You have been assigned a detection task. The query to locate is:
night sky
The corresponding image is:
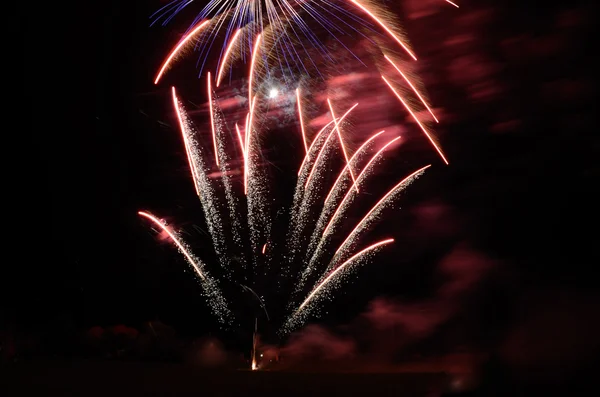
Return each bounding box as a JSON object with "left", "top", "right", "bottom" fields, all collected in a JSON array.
[{"left": 15, "top": 0, "right": 599, "bottom": 348}]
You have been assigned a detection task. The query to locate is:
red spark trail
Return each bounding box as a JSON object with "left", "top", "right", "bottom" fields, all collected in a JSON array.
[
  {"left": 138, "top": 211, "right": 206, "bottom": 280},
  {"left": 296, "top": 87, "right": 308, "bottom": 153},
  {"left": 305, "top": 103, "right": 359, "bottom": 188},
  {"left": 216, "top": 28, "right": 242, "bottom": 87},
  {"left": 382, "top": 76, "right": 449, "bottom": 164},
  {"left": 244, "top": 95, "right": 257, "bottom": 195},
  {"left": 248, "top": 33, "right": 262, "bottom": 105},
  {"left": 171, "top": 86, "right": 201, "bottom": 198},
  {"left": 334, "top": 165, "right": 431, "bottom": 257},
  {"left": 328, "top": 98, "right": 358, "bottom": 193},
  {"left": 298, "top": 119, "right": 337, "bottom": 177},
  {"left": 154, "top": 20, "right": 210, "bottom": 84},
  {"left": 207, "top": 72, "right": 219, "bottom": 166},
  {"left": 348, "top": 0, "right": 417, "bottom": 60},
  {"left": 322, "top": 136, "right": 401, "bottom": 236},
  {"left": 297, "top": 238, "right": 394, "bottom": 311},
  {"left": 324, "top": 130, "right": 385, "bottom": 204},
  {"left": 384, "top": 55, "right": 439, "bottom": 123}
]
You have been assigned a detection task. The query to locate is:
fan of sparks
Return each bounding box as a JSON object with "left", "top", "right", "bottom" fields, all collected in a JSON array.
[{"left": 141, "top": 0, "right": 452, "bottom": 333}]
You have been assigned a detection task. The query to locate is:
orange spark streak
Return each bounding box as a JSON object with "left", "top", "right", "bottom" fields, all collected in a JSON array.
[
  {"left": 305, "top": 103, "right": 359, "bottom": 188},
  {"left": 445, "top": 0, "right": 460, "bottom": 8},
  {"left": 244, "top": 96, "right": 257, "bottom": 195},
  {"left": 382, "top": 76, "right": 449, "bottom": 164},
  {"left": 172, "top": 87, "right": 201, "bottom": 198},
  {"left": 334, "top": 165, "right": 431, "bottom": 256},
  {"left": 348, "top": 0, "right": 417, "bottom": 61},
  {"left": 262, "top": 243, "right": 267, "bottom": 254},
  {"left": 322, "top": 136, "right": 401, "bottom": 236},
  {"left": 138, "top": 211, "right": 206, "bottom": 280},
  {"left": 248, "top": 33, "right": 262, "bottom": 104},
  {"left": 298, "top": 119, "right": 337, "bottom": 176},
  {"left": 296, "top": 88, "right": 308, "bottom": 153},
  {"left": 328, "top": 99, "right": 358, "bottom": 193},
  {"left": 384, "top": 55, "right": 439, "bottom": 123},
  {"left": 154, "top": 20, "right": 210, "bottom": 84},
  {"left": 235, "top": 123, "right": 246, "bottom": 157},
  {"left": 324, "top": 130, "right": 385, "bottom": 204},
  {"left": 207, "top": 72, "right": 219, "bottom": 166},
  {"left": 297, "top": 238, "right": 394, "bottom": 311},
  {"left": 216, "top": 29, "right": 242, "bottom": 87}
]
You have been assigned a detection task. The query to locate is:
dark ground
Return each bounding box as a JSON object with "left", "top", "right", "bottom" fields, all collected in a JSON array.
[{"left": 1, "top": 361, "right": 446, "bottom": 397}]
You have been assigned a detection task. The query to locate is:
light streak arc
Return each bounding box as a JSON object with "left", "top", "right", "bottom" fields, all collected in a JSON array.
[
  {"left": 322, "top": 136, "right": 402, "bottom": 236},
  {"left": 297, "top": 238, "right": 394, "bottom": 311},
  {"left": 171, "top": 86, "right": 201, "bottom": 198},
  {"left": 207, "top": 72, "right": 219, "bottom": 166},
  {"left": 324, "top": 130, "right": 385, "bottom": 204},
  {"left": 384, "top": 55, "right": 439, "bottom": 123},
  {"left": 155, "top": 20, "right": 211, "bottom": 84},
  {"left": 305, "top": 103, "right": 360, "bottom": 188},
  {"left": 298, "top": 119, "right": 337, "bottom": 176},
  {"left": 248, "top": 33, "right": 262, "bottom": 104},
  {"left": 382, "top": 76, "right": 449, "bottom": 165},
  {"left": 296, "top": 87, "right": 309, "bottom": 153},
  {"left": 348, "top": 0, "right": 417, "bottom": 61},
  {"left": 333, "top": 165, "right": 431, "bottom": 258},
  {"left": 328, "top": 98, "right": 358, "bottom": 193},
  {"left": 138, "top": 211, "right": 206, "bottom": 280},
  {"left": 216, "top": 28, "right": 242, "bottom": 87}
]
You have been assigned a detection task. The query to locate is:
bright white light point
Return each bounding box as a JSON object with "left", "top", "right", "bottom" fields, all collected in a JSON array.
[{"left": 268, "top": 88, "right": 279, "bottom": 98}]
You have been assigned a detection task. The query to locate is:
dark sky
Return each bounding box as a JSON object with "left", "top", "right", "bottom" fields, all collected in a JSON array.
[{"left": 15, "top": 0, "right": 599, "bottom": 344}]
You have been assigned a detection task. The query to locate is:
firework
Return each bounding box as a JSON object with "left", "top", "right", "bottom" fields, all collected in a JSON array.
[
  {"left": 151, "top": 0, "right": 417, "bottom": 81},
  {"left": 140, "top": 0, "right": 447, "bottom": 333}
]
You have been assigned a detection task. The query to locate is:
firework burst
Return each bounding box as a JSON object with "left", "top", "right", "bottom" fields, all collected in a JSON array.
[{"left": 140, "top": 0, "right": 449, "bottom": 334}]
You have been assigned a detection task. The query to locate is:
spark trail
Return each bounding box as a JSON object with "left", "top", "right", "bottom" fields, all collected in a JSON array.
[
  {"left": 285, "top": 238, "right": 395, "bottom": 330},
  {"left": 294, "top": 134, "right": 402, "bottom": 295},
  {"left": 171, "top": 88, "right": 229, "bottom": 271},
  {"left": 138, "top": 211, "right": 232, "bottom": 323}
]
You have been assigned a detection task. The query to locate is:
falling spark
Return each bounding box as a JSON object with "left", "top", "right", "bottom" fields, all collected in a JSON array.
[
  {"left": 445, "top": 0, "right": 460, "bottom": 8},
  {"left": 207, "top": 72, "right": 219, "bottom": 166},
  {"left": 384, "top": 54, "right": 439, "bottom": 123},
  {"left": 322, "top": 136, "right": 402, "bottom": 237},
  {"left": 171, "top": 86, "right": 201, "bottom": 198},
  {"left": 248, "top": 33, "right": 262, "bottom": 105},
  {"left": 294, "top": 130, "right": 387, "bottom": 295},
  {"left": 305, "top": 103, "right": 359, "bottom": 189},
  {"left": 139, "top": 211, "right": 206, "bottom": 280},
  {"left": 154, "top": 20, "right": 210, "bottom": 84},
  {"left": 297, "top": 238, "right": 394, "bottom": 312},
  {"left": 382, "top": 76, "right": 449, "bottom": 165},
  {"left": 348, "top": 0, "right": 417, "bottom": 61},
  {"left": 296, "top": 87, "right": 308, "bottom": 153},
  {"left": 235, "top": 123, "right": 246, "bottom": 157},
  {"left": 328, "top": 98, "right": 358, "bottom": 193},
  {"left": 332, "top": 165, "right": 431, "bottom": 263},
  {"left": 324, "top": 130, "right": 385, "bottom": 204},
  {"left": 138, "top": 210, "right": 232, "bottom": 324},
  {"left": 297, "top": 119, "right": 337, "bottom": 177},
  {"left": 244, "top": 95, "right": 258, "bottom": 195},
  {"left": 262, "top": 243, "right": 267, "bottom": 254},
  {"left": 216, "top": 28, "right": 242, "bottom": 87}
]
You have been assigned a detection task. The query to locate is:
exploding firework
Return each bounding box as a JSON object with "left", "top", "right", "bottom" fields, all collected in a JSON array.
[
  {"left": 140, "top": 0, "right": 449, "bottom": 334},
  {"left": 151, "top": 0, "right": 418, "bottom": 81}
]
